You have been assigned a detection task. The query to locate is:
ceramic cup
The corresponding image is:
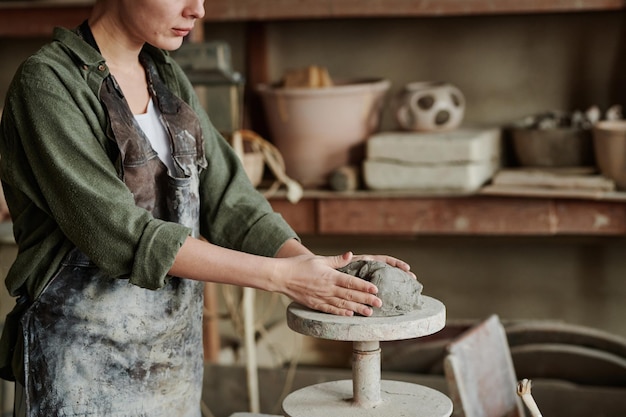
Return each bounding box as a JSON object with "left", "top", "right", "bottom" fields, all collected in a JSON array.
[
  {"left": 592, "top": 120, "right": 626, "bottom": 190},
  {"left": 395, "top": 81, "right": 465, "bottom": 132}
]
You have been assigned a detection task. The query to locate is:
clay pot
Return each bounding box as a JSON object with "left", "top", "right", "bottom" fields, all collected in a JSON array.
[
  {"left": 257, "top": 78, "right": 390, "bottom": 188},
  {"left": 593, "top": 120, "right": 626, "bottom": 190},
  {"left": 511, "top": 127, "right": 594, "bottom": 168},
  {"left": 395, "top": 81, "right": 465, "bottom": 132}
]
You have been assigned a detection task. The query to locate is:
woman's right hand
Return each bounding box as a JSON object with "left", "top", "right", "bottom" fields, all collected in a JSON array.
[
  {"left": 269, "top": 251, "right": 382, "bottom": 317},
  {"left": 172, "top": 237, "right": 380, "bottom": 317}
]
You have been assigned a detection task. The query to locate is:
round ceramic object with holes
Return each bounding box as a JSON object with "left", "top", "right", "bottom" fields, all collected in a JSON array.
[{"left": 395, "top": 81, "right": 465, "bottom": 132}]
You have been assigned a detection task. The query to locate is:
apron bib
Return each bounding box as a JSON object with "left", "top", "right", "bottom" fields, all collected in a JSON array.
[{"left": 19, "top": 53, "right": 207, "bottom": 417}]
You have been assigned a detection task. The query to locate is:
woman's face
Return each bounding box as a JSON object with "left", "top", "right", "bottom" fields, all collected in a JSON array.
[{"left": 117, "top": 0, "right": 205, "bottom": 50}]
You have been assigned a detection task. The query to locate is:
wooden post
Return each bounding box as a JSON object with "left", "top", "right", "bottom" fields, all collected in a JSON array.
[{"left": 202, "top": 283, "right": 222, "bottom": 363}]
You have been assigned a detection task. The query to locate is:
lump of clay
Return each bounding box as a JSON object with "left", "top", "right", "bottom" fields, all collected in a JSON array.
[{"left": 337, "top": 260, "right": 423, "bottom": 317}]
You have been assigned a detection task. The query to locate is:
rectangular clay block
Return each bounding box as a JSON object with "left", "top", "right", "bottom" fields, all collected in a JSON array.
[
  {"left": 364, "top": 158, "right": 499, "bottom": 192},
  {"left": 364, "top": 127, "right": 501, "bottom": 191},
  {"left": 366, "top": 127, "right": 501, "bottom": 164}
]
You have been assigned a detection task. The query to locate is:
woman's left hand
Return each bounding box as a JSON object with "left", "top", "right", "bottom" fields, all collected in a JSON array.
[{"left": 350, "top": 254, "right": 416, "bottom": 279}]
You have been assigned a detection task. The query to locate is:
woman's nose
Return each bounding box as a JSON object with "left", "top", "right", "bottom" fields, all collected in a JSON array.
[{"left": 185, "top": 0, "right": 205, "bottom": 19}]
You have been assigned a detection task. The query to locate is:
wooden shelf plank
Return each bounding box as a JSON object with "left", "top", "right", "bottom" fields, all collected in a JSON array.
[
  {"left": 1, "top": 0, "right": 624, "bottom": 38},
  {"left": 202, "top": 0, "right": 625, "bottom": 21},
  {"left": 270, "top": 195, "right": 626, "bottom": 236},
  {"left": 270, "top": 198, "right": 319, "bottom": 234},
  {"left": 0, "top": 5, "right": 92, "bottom": 38}
]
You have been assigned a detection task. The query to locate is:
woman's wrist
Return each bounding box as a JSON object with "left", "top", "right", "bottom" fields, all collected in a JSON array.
[{"left": 275, "top": 238, "right": 313, "bottom": 258}]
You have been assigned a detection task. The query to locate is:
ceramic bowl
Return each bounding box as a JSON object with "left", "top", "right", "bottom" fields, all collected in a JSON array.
[{"left": 510, "top": 127, "right": 594, "bottom": 167}]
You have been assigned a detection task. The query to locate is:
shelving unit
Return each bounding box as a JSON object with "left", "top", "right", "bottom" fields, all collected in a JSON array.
[{"left": 1, "top": 1, "right": 625, "bottom": 237}]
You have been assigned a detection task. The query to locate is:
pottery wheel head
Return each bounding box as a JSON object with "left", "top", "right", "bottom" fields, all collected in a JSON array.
[{"left": 338, "top": 260, "right": 423, "bottom": 316}]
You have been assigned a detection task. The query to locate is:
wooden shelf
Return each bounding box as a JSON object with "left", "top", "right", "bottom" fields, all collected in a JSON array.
[
  {"left": 1, "top": 0, "right": 624, "bottom": 38},
  {"left": 268, "top": 192, "right": 626, "bottom": 236},
  {"left": 0, "top": 4, "right": 92, "bottom": 38},
  {"left": 203, "top": 0, "right": 626, "bottom": 21},
  {"left": 3, "top": 1, "right": 626, "bottom": 237}
]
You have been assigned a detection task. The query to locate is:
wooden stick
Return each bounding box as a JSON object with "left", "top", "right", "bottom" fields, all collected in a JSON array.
[{"left": 517, "top": 379, "right": 543, "bottom": 417}]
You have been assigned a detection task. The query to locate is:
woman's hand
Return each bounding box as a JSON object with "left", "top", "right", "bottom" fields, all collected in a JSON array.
[
  {"left": 350, "top": 253, "right": 416, "bottom": 279},
  {"left": 275, "top": 239, "right": 415, "bottom": 278},
  {"left": 173, "top": 238, "right": 415, "bottom": 317},
  {"left": 270, "top": 251, "right": 383, "bottom": 317},
  {"left": 272, "top": 240, "right": 416, "bottom": 316}
]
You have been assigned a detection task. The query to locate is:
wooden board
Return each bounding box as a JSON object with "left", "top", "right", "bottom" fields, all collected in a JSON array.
[
  {"left": 443, "top": 315, "right": 524, "bottom": 417},
  {"left": 491, "top": 169, "right": 615, "bottom": 191}
]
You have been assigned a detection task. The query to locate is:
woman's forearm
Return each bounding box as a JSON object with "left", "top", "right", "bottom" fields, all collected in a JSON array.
[
  {"left": 168, "top": 236, "right": 384, "bottom": 317},
  {"left": 169, "top": 236, "right": 281, "bottom": 291}
]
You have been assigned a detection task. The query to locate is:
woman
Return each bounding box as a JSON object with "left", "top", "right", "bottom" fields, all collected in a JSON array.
[{"left": 0, "top": 0, "right": 414, "bottom": 416}]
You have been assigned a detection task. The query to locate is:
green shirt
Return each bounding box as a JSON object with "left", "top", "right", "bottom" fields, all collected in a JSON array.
[{"left": 0, "top": 27, "right": 297, "bottom": 300}]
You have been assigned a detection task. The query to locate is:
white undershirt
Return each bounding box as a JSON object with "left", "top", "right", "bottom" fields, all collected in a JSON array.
[{"left": 134, "top": 99, "right": 176, "bottom": 174}]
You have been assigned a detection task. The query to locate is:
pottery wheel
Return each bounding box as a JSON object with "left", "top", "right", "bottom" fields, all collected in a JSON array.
[
  {"left": 282, "top": 380, "right": 452, "bottom": 417},
  {"left": 282, "top": 296, "right": 452, "bottom": 417},
  {"left": 286, "top": 295, "right": 446, "bottom": 342}
]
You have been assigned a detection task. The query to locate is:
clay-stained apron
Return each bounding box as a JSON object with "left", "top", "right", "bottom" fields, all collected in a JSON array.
[{"left": 20, "top": 53, "right": 206, "bottom": 417}]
